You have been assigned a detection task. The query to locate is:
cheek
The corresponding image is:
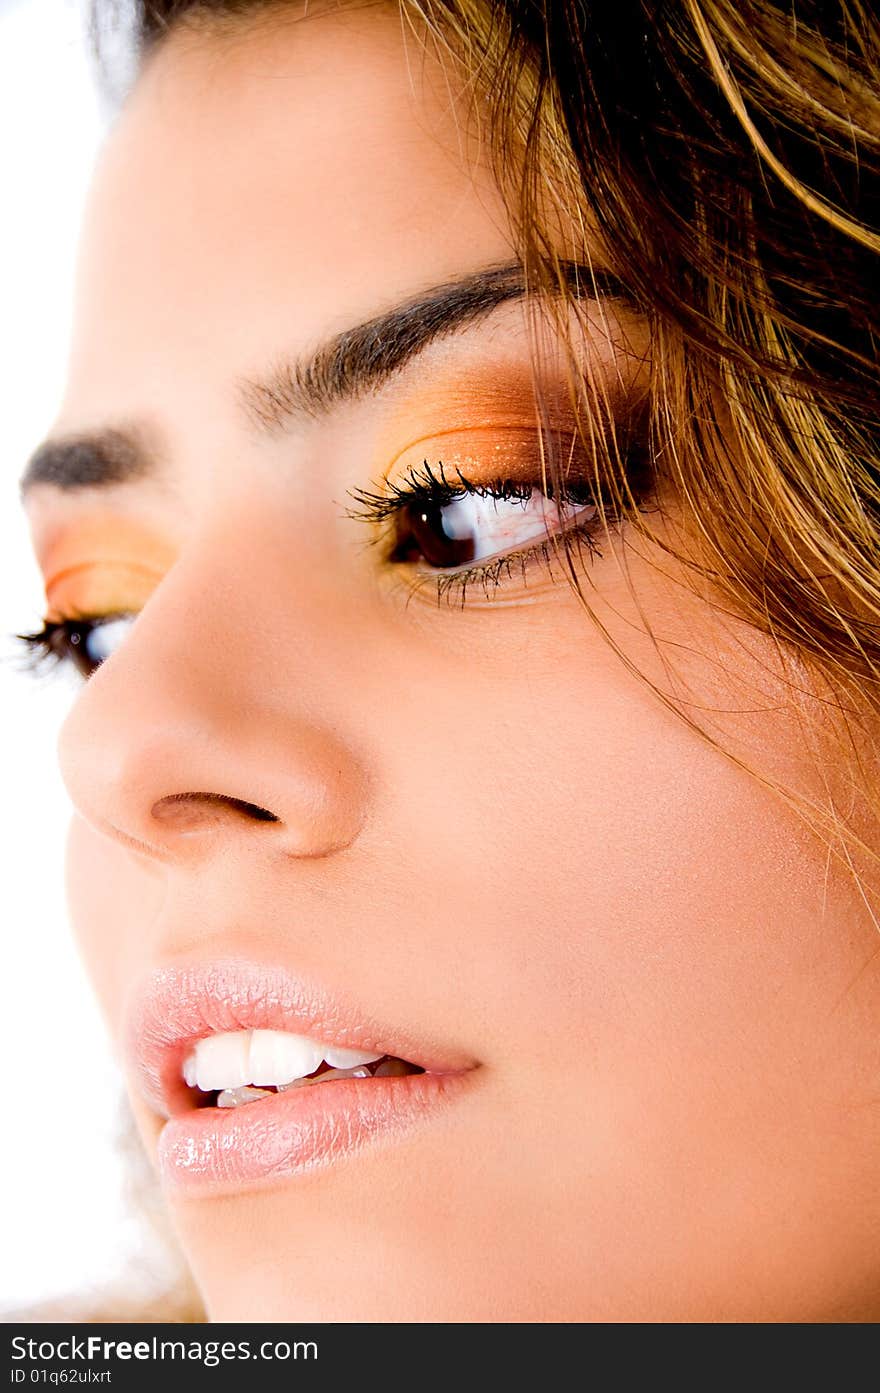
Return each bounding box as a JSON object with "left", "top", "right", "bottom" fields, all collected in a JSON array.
[
  {"left": 64, "top": 812, "right": 166, "bottom": 1034},
  {"left": 393, "top": 599, "right": 876, "bottom": 1090}
]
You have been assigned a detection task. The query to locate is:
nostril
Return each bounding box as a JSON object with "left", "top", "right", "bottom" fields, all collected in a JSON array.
[
  {"left": 151, "top": 792, "right": 281, "bottom": 829},
  {"left": 236, "top": 801, "right": 280, "bottom": 822}
]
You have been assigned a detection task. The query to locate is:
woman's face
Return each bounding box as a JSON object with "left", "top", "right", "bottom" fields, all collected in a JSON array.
[{"left": 21, "top": 4, "right": 880, "bottom": 1320}]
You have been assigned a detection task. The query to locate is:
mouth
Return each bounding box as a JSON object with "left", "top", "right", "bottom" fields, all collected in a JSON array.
[
  {"left": 127, "top": 960, "right": 476, "bottom": 1196},
  {"left": 182, "top": 1027, "right": 424, "bottom": 1110}
]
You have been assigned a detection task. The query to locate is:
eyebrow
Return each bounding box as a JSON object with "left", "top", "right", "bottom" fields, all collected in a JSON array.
[{"left": 19, "top": 259, "right": 628, "bottom": 501}]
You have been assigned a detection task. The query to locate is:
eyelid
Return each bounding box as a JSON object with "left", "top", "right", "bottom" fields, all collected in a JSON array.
[
  {"left": 44, "top": 560, "right": 167, "bottom": 623},
  {"left": 38, "top": 515, "right": 178, "bottom": 584},
  {"left": 383, "top": 424, "right": 582, "bottom": 485},
  {"left": 387, "top": 422, "right": 558, "bottom": 460},
  {"left": 45, "top": 558, "right": 168, "bottom": 591},
  {"left": 36, "top": 518, "right": 178, "bottom": 621},
  {"left": 374, "top": 358, "right": 593, "bottom": 456}
]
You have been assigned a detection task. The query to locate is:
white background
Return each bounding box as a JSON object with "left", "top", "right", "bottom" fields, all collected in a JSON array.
[{"left": 0, "top": 0, "right": 137, "bottom": 1312}]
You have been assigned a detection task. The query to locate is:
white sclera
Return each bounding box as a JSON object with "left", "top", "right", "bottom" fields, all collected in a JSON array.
[
  {"left": 84, "top": 615, "right": 137, "bottom": 665},
  {"left": 441, "top": 491, "right": 596, "bottom": 562}
]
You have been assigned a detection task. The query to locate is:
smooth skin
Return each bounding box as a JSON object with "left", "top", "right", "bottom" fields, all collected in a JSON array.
[{"left": 22, "top": 2, "right": 880, "bottom": 1320}]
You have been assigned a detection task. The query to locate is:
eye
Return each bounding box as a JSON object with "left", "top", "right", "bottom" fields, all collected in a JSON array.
[
  {"left": 14, "top": 612, "right": 137, "bottom": 681},
  {"left": 390, "top": 479, "right": 597, "bottom": 570},
  {"left": 345, "top": 441, "right": 655, "bottom": 608}
]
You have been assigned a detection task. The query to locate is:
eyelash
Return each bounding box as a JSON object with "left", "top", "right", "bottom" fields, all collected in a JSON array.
[
  {"left": 14, "top": 451, "right": 652, "bottom": 679},
  {"left": 13, "top": 611, "right": 136, "bottom": 682},
  {"left": 343, "top": 456, "right": 646, "bottom": 608}
]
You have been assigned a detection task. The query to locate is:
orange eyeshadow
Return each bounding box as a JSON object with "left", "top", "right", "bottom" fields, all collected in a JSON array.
[
  {"left": 41, "top": 516, "right": 178, "bottom": 621},
  {"left": 372, "top": 360, "right": 590, "bottom": 478}
]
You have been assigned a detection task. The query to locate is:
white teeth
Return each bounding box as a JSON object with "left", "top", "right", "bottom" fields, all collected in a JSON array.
[
  {"left": 248, "top": 1029, "right": 323, "bottom": 1086},
  {"left": 182, "top": 1028, "right": 386, "bottom": 1092},
  {"left": 217, "top": 1086, "right": 273, "bottom": 1109},
  {"left": 322, "top": 1046, "right": 384, "bottom": 1070},
  {"left": 191, "top": 1031, "right": 251, "bottom": 1092}
]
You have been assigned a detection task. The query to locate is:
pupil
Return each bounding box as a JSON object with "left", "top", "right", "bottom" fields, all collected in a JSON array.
[
  {"left": 72, "top": 629, "right": 100, "bottom": 679},
  {"left": 67, "top": 615, "right": 133, "bottom": 679},
  {"left": 403, "top": 502, "right": 476, "bottom": 568}
]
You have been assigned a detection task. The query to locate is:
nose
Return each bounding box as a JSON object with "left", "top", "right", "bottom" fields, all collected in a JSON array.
[{"left": 56, "top": 535, "right": 373, "bottom": 865}]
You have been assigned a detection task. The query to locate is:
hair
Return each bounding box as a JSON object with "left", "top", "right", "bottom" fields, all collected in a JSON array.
[{"left": 75, "top": 0, "right": 879, "bottom": 1319}]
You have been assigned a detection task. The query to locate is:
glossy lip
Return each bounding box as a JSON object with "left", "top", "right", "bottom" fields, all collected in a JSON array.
[{"left": 125, "top": 959, "right": 478, "bottom": 1195}]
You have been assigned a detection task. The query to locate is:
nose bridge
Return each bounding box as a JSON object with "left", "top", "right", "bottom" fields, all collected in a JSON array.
[{"left": 56, "top": 525, "right": 373, "bottom": 863}]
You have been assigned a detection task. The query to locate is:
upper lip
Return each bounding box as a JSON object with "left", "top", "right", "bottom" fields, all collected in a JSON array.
[{"left": 126, "top": 957, "right": 476, "bottom": 1119}]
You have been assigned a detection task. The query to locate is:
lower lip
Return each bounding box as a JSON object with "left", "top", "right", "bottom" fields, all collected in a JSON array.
[{"left": 158, "top": 1070, "right": 471, "bottom": 1195}]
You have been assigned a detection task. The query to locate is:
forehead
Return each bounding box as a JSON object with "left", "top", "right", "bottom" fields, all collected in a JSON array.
[{"left": 60, "top": 4, "right": 514, "bottom": 425}]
